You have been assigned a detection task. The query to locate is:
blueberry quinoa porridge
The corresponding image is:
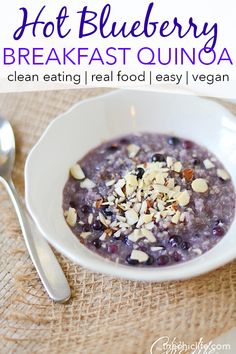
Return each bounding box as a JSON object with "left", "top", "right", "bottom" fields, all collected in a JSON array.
[{"left": 63, "top": 133, "right": 235, "bottom": 267}]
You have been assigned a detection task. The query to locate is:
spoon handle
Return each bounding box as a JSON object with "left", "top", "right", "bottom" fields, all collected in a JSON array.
[{"left": 1, "top": 177, "right": 71, "bottom": 303}]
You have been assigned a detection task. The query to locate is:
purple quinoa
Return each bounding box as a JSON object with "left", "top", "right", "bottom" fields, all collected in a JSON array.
[{"left": 63, "top": 133, "right": 236, "bottom": 267}]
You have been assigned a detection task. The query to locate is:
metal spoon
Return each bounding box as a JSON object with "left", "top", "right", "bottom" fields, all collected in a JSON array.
[{"left": 0, "top": 117, "right": 71, "bottom": 303}]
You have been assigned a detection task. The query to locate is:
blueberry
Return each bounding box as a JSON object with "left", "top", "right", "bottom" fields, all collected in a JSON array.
[
  {"left": 172, "top": 251, "right": 182, "bottom": 262},
  {"left": 122, "top": 235, "right": 133, "bottom": 247},
  {"left": 214, "top": 219, "right": 224, "bottom": 226},
  {"left": 104, "top": 210, "right": 113, "bottom": 217},
  {"left": 146, "top": 255, "right": 155, "bottom": 265},
  {"left": 123, "top": 235, "right": 131, "bottom": 245},
  {"left": 181, "top": 241, "right": 190, "bottom": 250},
  {"left": 126, "top": 256, "right": 139, "bottom": 265},
  {"left": 139, "top": 245, "right": 148, "bottom": 252},
  {"left": 182, "top": 140, "right": 193, "bottom": 149},
  {"left": 151, "top": 154, "right": 166, "bottom": 163},
  {"left": 108, "top": 244, "right": 118, "bottom": 254},
  {"left": 101, "top": 205, "right": 113, "bottom": 217},
  {"left": 193, "top": 158, "right": 201, "bottom": 166},
  {"left": 212, "top": 226, "right": 225, "bottom": 237},
  {"left": 168, "top": 235, "right": 182, "bottom": 247},
  {"left": 83, "top": 224, "right": 90, "bottom": 232},
  {"left": 81, "top": 204, "right": 91, "bottom": 214},
  {"left": 136, "top": 167, "right": 145, "bottom": 180},
  {"left": 93, "top": 220, "right": 103, "bottom": 231},
  {"left": 107, "top": 144, "right": 119, "bottom": 152},
  {"left": 92, "top": 239, "right": 102, "bottom": 249},
  {"left": 219, "top": 177, "right": 227, "bottom": 183},
  {"left": 167, "top": 137, "right": 180, "bottom": 146},
  {"left": 120, "top": 138, "right": 129, "bottom": 145},
  {"left": 69, "top": 201, "right": 77, "bottom": 209},
  {"left": 157, "top": 255, "right": 169, "bottom": 266}
]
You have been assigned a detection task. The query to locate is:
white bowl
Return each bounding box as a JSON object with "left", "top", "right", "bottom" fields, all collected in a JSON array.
[{"left": 25, "top": 90, "right": 236, "bottom": 282}]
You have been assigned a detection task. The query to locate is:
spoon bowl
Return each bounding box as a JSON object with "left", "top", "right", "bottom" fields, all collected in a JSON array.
[{"left": 0, "top": 117, "right": 71, "bottom": 302}]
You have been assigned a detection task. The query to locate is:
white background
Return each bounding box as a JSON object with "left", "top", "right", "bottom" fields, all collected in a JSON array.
[{"left": 0, "top": 0, "right": 235, "bottom": 98}]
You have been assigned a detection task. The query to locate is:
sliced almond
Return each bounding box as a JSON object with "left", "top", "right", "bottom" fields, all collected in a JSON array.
[
  {"left": 155, "top": 173, "right": 165, "bottom": 185},
  {"left": 203, "top": 159, "right": 215, "bottom": 169},
  {"left": 70, "top": 163, "right": 85, "bottom": 180},
  {"left": 80, "top": 232, "right": 91, "bottom": 239},
  {"left": 125, "top": 174, "right": 138, "bottom": 187},
  {"left": 125, "top": 174, "right": 138, "bottom": 196},
  {"left": 145, "top": 221, "right": 155, "bottom": 230},
  {"left": 155, "top": 185, "right": 170, "bottom": 194},
  {"left": 167, "top": 208, "right": 175, "bottom": 216},
  {"left": 126, "top": 185, "right": 136, "bottom": 198},
  {"left": 114, "top": 179, "right": 126, "bottom": 198},
  {"left": 173, "top": 161, "right": 182, "bottom": 173},
  {"left": 151, "top": 246, "right": 164, "bottom": 251},
  {"left": 80, "top": 178, "right": 96, "bottom": 189},
  {"left": 166, "top": 156, "right": 174, "bottom": 168},
  {"left": 128, "top": 229, "right": 142, "bottom": 242},
  {"left": 171, "top": 210, "right": 181, "bottom": 224},
  {"left": 116, "top": 178, "right": 126, "bottom": 188},
  {"left": 99, "top": 212, "right": 109, "bottom": 227},
  {"left": 191, "top": 178, "right": 208, "bottom": 193},
  {"left": 142, "top": 214, "right": 153, "bottom": 224},
  {"left": 140, "top": 201, "right": 148, "bottom": 215},
  {"left": 65, "top": 207, "right": 77, "bottom": 227},
  {"left": 136, "top": 188, "right": 142, "bottom": 202},
  {"left": 95, "top": 199, "right": 103, "bottom": 208},
  {"left": 166, "top": 178, "right": 175, "bottom": 189},
  {"left": 160, "top": 210, "right": 168, "bottom": 218},
  {"left": 143, "top": 171, "right": 156, "bottom": 185},
  {"left": 217, "top": 169, "right": 230, "bottom": 181},
  {"left": 141, "top": 229, "right": 156, "bottom": 242},
  {"left": 127, "top": 144, "right": 140, "bottom": 158},
  {"left": 116, "top": 215, "right": 126, "bottom": 222},
  {"left": 106, "top": 180, "right": 116, "bottom": 187},
  {"left": 117, "top": 203, "right": 126, "bottom": 211},
  {"left": 115, "top": 186, "right": 125, "bottom": 198},
  {"left": 177, "top": 190, "right": 190, "bottom": 207},
  {"left": 125, "top": 209, "right": 139, "bottom": 225},
  {"left": 130, "top": 250, "right": 148, "bottom": 263},
  {"left": 128, "top": 228, "right": 156, "bottom": 243},
  {"left": 174, "top": 185, "right": 181, "bottom": 192},
  {"left": 112, "top": 230, "right": 120, "bottom": 238},
  {"left": 88, "top": 214, "right": 93, "bottom": 224},
  {"left": 154, "top": 212, "right": 161, "bottom": 222},
  {"left": 192, "top": 248, "right": 202, "bottom": 255},
  {"left": 133, "top": 203, "right": 141, "bottom": 213},
  {"left": 119, "top": 223, "right": 130, "bottom": 229},
  {"left": 136, "top": 215, "right": 145, "bottom": 228},
  {"left": 108, "top": 195, "right": 115, "bottom": 203},
  {"left": 99, "top": 233, "right": 107, "bottom": 241},
  {"left": 104, "top": 228, "right": 113, "bottom": 237},
  {"left": 136, "top": 213, "right": 153, "bottom": 228},
  {"left": 157, "top": 201, "right": 165, "bottom": 211}
]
